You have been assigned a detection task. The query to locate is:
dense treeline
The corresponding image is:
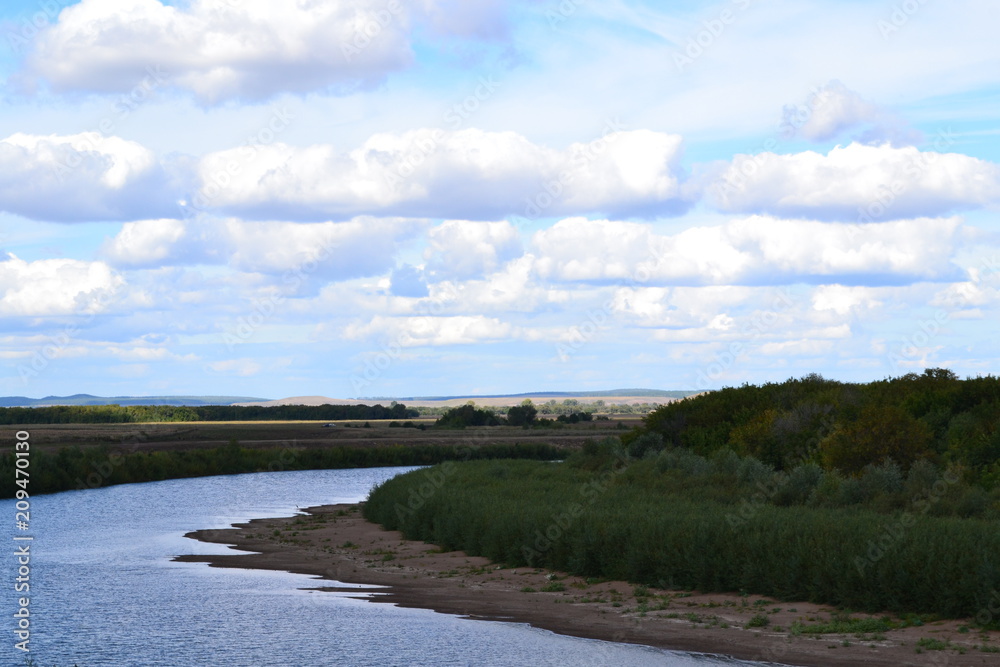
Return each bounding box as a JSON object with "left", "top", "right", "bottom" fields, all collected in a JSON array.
[
  {"left": 0, "top": 441, "right": 569, "bottom": 498},
  {"left": 634, "top": 369, "right": 1000, "bottom": 486},
  {"left": 414, "top": 399, "right": 664, "bottom": 417},
  {"left": 433, "top": 403, "right": 594, "bottom": 428},
  {"left": 364, "top": 452, "right": 1000, "bottom": 619},
  {"left": 0, "top": 402, "right": 418, "bottom": 424}
]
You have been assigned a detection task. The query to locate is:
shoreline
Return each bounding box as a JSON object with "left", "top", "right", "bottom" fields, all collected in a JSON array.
[{"left": 174, "top": 503, "right": 1000, "bottom": 667}]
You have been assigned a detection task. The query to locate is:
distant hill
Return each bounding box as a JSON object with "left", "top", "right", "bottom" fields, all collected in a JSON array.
[
  {"left": 239, "top": 390, "right": 699, "bottom": 409},
  {"left": 0, "top": 394, "right": 271, "bottom": 408},
  {"left": 1, "top": 389, "right": 698, "bottom": 410},
  {"left": 384, "top": 389, "right": 696, "bottom": 400}
]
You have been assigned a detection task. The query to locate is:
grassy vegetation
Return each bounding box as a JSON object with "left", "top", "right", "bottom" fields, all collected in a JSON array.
[
  {"left": 0, "top": 402, "right": 418, "bottom": 424},
  {"left": 364, "top": 444, "right": 1000, "bottom": 619},
  {"left": 0, "top": 441, "right": 569, "bottom": 498}
]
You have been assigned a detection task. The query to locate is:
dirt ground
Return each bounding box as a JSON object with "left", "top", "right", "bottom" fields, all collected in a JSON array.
[{"left": 176, "top": 503, "right": 1000, "bottom": 667}]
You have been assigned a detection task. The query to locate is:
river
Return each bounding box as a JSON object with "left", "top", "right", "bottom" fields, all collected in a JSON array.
[{"left": 3, "top": 467, "right": 780, "bottom": 666}]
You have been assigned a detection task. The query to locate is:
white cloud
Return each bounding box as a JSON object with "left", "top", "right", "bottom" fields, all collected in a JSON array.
[
  {"left": 435, "top": 256, "right": 569, "bottom": 313},
  {"left": 344, "top": 314, "right": 520, "bottom": 346},
  {"left": 0, "top": 133, "right": 176, "bottom": 222},
  {"left": 0, "top": 254, "right": 124, "bottom": 316},
  {"left": 424, "top": 220, "right": 521, "bottom": 279},
  {"left": 781, "top": 80, "right": 919, "bottom": 146},
  {"left": 533, "top": 216, "right": 963, "bottom": 285},
  {"left": 24, "top": 0, "right": 414, "bottom": 103},
  {"left": 195, "top": 128, "right": 688, "bottom": 220},
  {"left": 102, "top": 219, "right": 187, "bottom": 267},
  {"left": 102, "top": 217, "right": 423, "bottom": 283},
  {"left": 811, "top": 285, "right": 883, "bottom": 316},
  {"left": 709, "top": 142, "right": 1000, "bottom": 221}
]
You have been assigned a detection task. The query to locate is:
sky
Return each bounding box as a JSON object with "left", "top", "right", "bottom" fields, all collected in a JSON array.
[{"left": 1, "top": 0, "right": 999, "bottom": 399}]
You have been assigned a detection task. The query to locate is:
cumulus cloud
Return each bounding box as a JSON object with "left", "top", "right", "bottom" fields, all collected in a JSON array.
[
  {"left": 433, "top": 256, "right": 569, "bottom": 313},
  {"left": 811, "top": 285, "right": 884, "bottom": 315},
  {"left": 708, "top": 143, "right": 1000, "bottom": 221},
  {"left": 424, "top": 220, "right": 522, "bottom": 279},
  {"left": 0, "top": 254, "right": 124, "bottom": 316},
  {"left": 0, "top": 132, "right": 178, "bottom": 222},
  {"left": 781, "top": 80, "right": 920, "bottom": 146},
  {"left": 343, "top": 314, "right": 521, "bottom": 346},
  {"left": 195, "top": 128, "right": 689, "bottom": 220},
  {"left": 23, "top": 0, "right": 413, "bottom": 103},
  {"left": 101, "top": 217, "right": 423, "bottom": 285},
  {"left": 532, "top": 215, "right": 964, "bottom": 285}
]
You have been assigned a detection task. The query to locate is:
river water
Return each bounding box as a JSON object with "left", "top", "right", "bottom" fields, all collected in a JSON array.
[{"left": 3, "top": 467, "right": 781, "bottom": 666}]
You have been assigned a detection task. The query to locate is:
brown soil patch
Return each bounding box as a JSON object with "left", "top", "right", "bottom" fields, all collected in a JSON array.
[{"left": 175, "top": 504, "right": 1000, "bottom": 667}]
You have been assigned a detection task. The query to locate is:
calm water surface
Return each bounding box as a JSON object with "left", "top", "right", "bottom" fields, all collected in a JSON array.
[{"left": 3, "top": 467, "right": 783, "bottom": 666}]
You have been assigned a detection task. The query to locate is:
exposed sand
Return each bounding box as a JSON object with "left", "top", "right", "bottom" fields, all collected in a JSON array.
[{"left": 175, "top": 504, "right": 1000, "bottom": 667}]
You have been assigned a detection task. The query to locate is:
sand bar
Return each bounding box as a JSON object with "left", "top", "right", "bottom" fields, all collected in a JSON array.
[{"left": 175, "top": 504, "right": 1000, "bottom": 667}]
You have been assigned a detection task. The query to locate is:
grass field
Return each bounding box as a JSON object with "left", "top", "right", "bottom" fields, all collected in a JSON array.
[
  {"left": 15, "top": 418, "right": 638, "bottom": 453},
  {"left": 2, "top": 420, "right": 638, "bottom": 497}
]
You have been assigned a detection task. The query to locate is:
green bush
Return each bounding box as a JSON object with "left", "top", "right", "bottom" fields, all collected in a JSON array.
[{"left": 365, "top": 458, "right": 1000, "bottom": 619}]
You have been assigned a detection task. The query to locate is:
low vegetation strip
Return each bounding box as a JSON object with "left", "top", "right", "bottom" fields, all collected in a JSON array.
[
  {"left": 364, "top": 456, "right": 1000, "bottom": 620},
  {"left": 0, "top": 442, "right": 569, "bottom": 498},
  {"left": 0, "top": 402, "right": 419, "bottom": 424}
]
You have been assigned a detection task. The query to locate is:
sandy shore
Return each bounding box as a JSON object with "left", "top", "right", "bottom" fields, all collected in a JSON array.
[{"left": 174, "top": 503, "right": 1000, "bottom": 667}]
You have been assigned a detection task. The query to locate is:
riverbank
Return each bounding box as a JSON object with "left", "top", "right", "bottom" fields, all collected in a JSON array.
[{"left": 175, "top": 503, "right": 1000, "bottom": 667}]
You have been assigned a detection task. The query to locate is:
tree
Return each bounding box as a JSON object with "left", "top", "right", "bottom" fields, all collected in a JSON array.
[
  {"left": 819, "top": 404, "right": 933, "bottom": 474},
  {"left": 506, "top": 403, "right": 537, "bottom": 426}
]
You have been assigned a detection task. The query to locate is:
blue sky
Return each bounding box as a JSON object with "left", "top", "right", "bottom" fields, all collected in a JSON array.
[{"left": 1, "top": 0, "right": 999, "bottom": 399}]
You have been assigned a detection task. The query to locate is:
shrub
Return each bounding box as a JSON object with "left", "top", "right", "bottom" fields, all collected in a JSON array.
[
  {"left": 736, "top": 456, "right": 774, "bottom": 487},
  {"left": 859, "top": 460, "right": 904, "bottom": 502},
  {"left": 627, "top": 432, "right": 665, "bottom": 460},
  {"left": 773, "top": 463, "right": 823, "bottom": 506}
]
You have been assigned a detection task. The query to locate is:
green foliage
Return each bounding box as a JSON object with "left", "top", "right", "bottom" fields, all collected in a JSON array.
[
  {"left": 0, "top": 442, "right": 569, "bottom": 498},
  {"left": 820, "top": 405, "right": 932, "bottom": 473},
  {"left": 435, "top": 405, "right": 503, "bottom": 428},
  {"left": 637, "top": 370, "right": 1000, "bottom": 485},
  {"left": 365, "top": 458, "right": 1000, "bottom": 619},
  {"left": 506, "top": 403, "right": 538, "bottom": 426},
  {"left": 626, "top": 432, "right": 665, "bottom": 459}
]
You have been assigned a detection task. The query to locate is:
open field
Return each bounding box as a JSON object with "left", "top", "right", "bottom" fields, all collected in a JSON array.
[{"left": 17, "top": 419, "right": 641, "bottom": 454}]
